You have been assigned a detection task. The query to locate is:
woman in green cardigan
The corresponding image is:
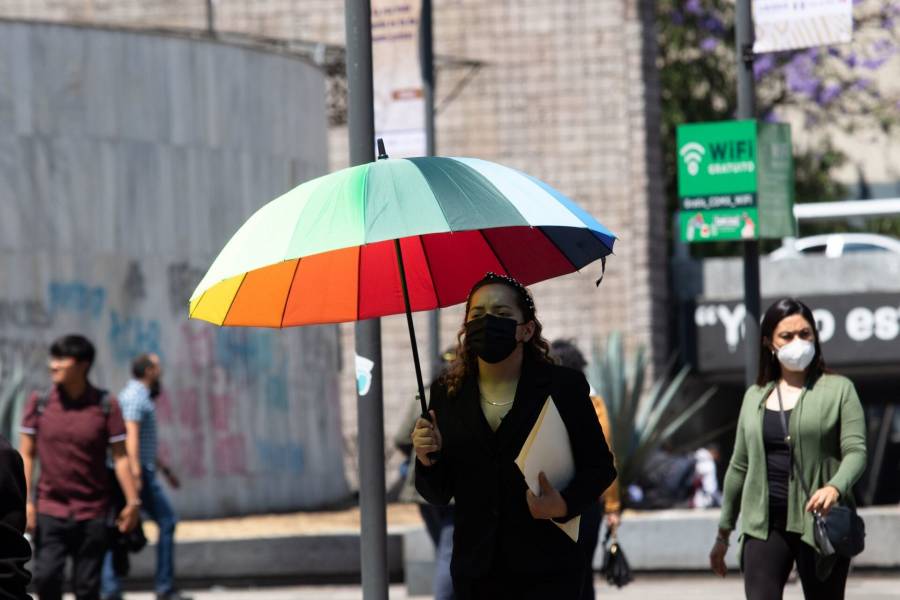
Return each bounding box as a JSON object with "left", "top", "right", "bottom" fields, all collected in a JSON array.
[{"left": 709, "top": 298, "right": 866, "bottom": 600}]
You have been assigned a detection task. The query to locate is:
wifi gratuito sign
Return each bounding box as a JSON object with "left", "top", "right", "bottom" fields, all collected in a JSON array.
[{"left": 677, "top": 119, "right": 796, "bottom": 243}]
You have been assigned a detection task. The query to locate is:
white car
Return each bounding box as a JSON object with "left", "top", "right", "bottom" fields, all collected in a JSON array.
[{"left": 768, "top": 233, "right": 900, "bottom": 260}]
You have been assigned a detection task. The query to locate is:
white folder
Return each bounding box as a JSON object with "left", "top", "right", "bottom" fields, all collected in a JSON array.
[{"left": 514, "top": 396, "right": 579, "bottom": 542}]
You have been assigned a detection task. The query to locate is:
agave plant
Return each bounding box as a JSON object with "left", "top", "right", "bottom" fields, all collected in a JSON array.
[
  {"left": 0, "top": 358, "right": 26, "bottom": 445},
  {"left": 585, "top": 332, "right": 718, "bottom": 497}
]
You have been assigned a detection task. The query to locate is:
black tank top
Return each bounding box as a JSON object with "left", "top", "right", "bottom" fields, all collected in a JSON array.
[{"left": 764, "top": 408, "right": 792, "bottom": 508}]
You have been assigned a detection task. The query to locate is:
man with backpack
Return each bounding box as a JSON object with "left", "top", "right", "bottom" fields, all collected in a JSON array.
[{"left": 19, "top": 335, "right": 140, "bottom": 600}]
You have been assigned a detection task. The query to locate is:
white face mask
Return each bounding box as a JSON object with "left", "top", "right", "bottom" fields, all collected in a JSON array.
[{"left": 776, "top": 339, "right": 816, "bottom": 372}]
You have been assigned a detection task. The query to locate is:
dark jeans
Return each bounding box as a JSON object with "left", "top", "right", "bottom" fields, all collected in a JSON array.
[
  {"left": 743, "top": 508, "right": 851, "bottom": 600},
  {"left": 418, "top": 504, "right": 455, "bottom": 600},
  {"left": 34, "top": 514, "right": 109, "bottom": 600},
  {"left": 101, "top": 468, "right": 178, "bottom": 597}
]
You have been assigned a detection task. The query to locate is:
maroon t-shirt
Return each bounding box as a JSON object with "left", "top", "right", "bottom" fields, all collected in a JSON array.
[{"left": 20, "top": 385, "right": 126, "bottom": 521}]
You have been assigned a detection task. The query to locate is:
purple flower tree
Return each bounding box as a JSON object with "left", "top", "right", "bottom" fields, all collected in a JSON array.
[{"left": 657, "top": 0, "right": 899, "bottom": 236}]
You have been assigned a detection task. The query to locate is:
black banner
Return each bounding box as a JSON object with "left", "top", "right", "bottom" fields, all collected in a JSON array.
[{"left": 693, "top": 293, "right": 900, "bottom": 372}]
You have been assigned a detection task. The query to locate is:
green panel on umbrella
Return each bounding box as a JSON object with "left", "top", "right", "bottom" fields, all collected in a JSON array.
[
  {"left": 284, "top": 163, "right": 369, "bottom": 258},
  {"left": 363, "top": 158, "right": 450, "bottom": 243},
  {"left": 408, "top": 157, "right": 528, "bottom": 231}
]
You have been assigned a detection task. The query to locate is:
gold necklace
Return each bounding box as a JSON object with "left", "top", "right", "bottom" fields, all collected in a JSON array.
[{"left": 480, "top": 392, "right": 514, "bottom": 407}]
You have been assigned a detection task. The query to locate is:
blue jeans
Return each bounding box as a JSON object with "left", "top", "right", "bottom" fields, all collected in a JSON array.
[
  {"left": 418, "top": 504, "right": 455, "bottom": 600},
  {"left": 101, "top": 468, "right": 178, "bottom": 597}
]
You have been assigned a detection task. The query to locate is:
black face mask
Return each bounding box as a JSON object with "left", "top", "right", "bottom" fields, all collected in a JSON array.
[
  {"left": 465, "top": 314, "right": 521, "bottom": 364},
  {"left": 149, "top": 380, "right": 162, "bottom": 399}
]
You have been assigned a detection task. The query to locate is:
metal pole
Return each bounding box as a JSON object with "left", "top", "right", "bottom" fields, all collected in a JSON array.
[
  {"left": 206, "top": 0, "right": 216, "bottom": 37},
  {"left": 345, "top": 1, "right": 388, "bottom": 598},
  {"left": 735, "top": 0, "right": 760, "bottom": 388},
  {"left": 421, "top": 0, "right": 442, "bottom": 377}
]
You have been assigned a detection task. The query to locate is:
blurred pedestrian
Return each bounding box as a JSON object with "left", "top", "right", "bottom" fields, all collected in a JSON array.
[
  {"left": 19, "top": 335, "right": 140, "bottom": 600},
  {"left": 710, "top": 298, "right": 867, "bottom": 600},
  {"left": 550, "top": 339, "right": 622, "bottom": 600},
  {"left": 394, "top": 349, "right": 456, "bottom": 600},
  {"left": 0, "top": 434, "right": 31, "bottom": 600},
  {"left": 690, "top": 445, "right": 721, "bottom": 509},
  {"left": 101, "top": 353, "right": 187, "bottom": 600},
  {"left": 412, "top": 273, "right": 616, "bottom": 599}
]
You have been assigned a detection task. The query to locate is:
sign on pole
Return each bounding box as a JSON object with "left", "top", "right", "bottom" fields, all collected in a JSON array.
[
  {"left": 677, "top": 120, "right": 795, "bottom": 243},
  {"left": 372, "top": 0, "right": 426, "bottom": 158},
  {"left": 753, "top": 0, "right": 853, "bottom": 53}
]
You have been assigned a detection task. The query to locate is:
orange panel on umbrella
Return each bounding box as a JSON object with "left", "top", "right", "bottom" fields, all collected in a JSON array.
[
  {"left": 223, "top": 260, "right": 299, "bottom": 327},
  {"left": 283, "top": 246, "right": 360, "bottom": 326}
]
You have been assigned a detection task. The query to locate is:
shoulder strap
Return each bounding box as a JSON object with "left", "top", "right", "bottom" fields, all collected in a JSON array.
[
  {"left": 35, "top": 389, "right": 51, "bottom": 416},
  {"left": 774, "top": 385, "right": 814, "bottom": 500},
  {"left": 97, "top": 389, "right": 111, "bottom": 416}
]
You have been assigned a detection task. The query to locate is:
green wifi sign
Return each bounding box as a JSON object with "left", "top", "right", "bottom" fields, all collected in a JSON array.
[
  {"left": 677, "top": 119, "right": 796, "bottom": 243},
  {"left": 677, "top": 119, "right": 758, "bottom": 205}
]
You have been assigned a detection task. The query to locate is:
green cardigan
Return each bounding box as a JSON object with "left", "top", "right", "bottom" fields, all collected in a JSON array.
[{"left": 719, "top": 374, "right": 867, "bottom": 555}]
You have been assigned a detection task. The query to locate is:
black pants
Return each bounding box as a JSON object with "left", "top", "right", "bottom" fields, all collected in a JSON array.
[
  {"left": 454, "top": 570, "right": 583, "bottom": 600},
  {"left": 577, "top": 500, "right": 603, "bottom": 600},
  {"left": 34, "top": 514, "right": 109, "bottom": 600},
  {"left": 742, "top": 511, "right": 851, "bottom": 600}
]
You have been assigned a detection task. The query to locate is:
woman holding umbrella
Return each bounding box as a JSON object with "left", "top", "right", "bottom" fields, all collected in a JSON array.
[{"left": 413, "top": 272, "right": 617, "bottom": 599}]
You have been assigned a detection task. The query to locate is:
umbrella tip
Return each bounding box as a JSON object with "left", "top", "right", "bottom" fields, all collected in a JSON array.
[{"left": 377, "top": 138, "right": 389, "bottom": 160}]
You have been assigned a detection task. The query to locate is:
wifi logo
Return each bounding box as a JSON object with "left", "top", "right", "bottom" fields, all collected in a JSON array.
[{"left": 680, "top": 142, "right": 706, "bottom": 176}]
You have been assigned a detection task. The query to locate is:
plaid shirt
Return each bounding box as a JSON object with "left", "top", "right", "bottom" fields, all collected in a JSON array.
[{"left": 118, "top": 380, "right": 158, "bottom": 469}]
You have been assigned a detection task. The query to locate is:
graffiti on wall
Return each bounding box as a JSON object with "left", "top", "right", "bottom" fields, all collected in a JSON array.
[{"left": 0, "top": 257, "right": 340, "bottom": 516}]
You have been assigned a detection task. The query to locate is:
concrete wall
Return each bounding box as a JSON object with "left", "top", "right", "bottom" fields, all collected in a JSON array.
[
  {"left": 403, "top": 506, "right": 900, "bottom": 595},
  {"left": 0, "top": 21, "right": 348, "bottom": 518}
]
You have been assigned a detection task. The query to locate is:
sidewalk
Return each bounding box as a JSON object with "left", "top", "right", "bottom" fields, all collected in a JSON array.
[
  {"left": 127, "top": 504, "right": 900, "bottom": 591},
  {"left": 143, "top": 503, "right": 423, "bottom": 541},
  {"left": 66, "top": 574, "right": 900, "bottom": 599}
]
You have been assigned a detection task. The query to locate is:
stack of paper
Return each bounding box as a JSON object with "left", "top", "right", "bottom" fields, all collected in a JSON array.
[{"left": 514, "top": 396, "right": 579, "bottom": 542}]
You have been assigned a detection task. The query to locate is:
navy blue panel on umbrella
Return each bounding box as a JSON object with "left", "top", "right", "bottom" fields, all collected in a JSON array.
[{"left": 539, "top": 226, "right": 614, "bottom": 270}]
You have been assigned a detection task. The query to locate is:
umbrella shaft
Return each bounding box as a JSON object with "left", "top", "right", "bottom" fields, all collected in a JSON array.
[{"left": 394, "top": 239, "right": 429, "bottom": 416}]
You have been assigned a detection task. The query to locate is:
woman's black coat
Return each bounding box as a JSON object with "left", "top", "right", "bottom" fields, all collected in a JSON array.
[
  {"left": 0, "top": 435, "right": 31, "bottom": 599},
  {"left": 415, "top": 359, "right": 616, "bottom": 582}
]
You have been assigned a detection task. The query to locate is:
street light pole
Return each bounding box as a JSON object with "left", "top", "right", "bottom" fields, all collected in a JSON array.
[
  {"left": 421, "top": 0, "right": 442, "bottom": 376},
  {"left": 345, "top": 1, "right": 389, "bottom": 598},
  {"left": 735, "top": 0, "right": 761, "bottom": 388}
]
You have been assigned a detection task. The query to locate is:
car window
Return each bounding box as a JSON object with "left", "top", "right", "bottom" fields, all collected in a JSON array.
[
  {"left": 798, "top": 244, "right": 827, "bottom": 255},
  {"left": 842, "top": 243, "right": 887, "bottom": 253}
]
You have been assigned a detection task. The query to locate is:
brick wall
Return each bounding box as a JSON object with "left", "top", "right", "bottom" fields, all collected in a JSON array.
[{"left": 0, "top": 0, "right": 670, "bottom": 488}]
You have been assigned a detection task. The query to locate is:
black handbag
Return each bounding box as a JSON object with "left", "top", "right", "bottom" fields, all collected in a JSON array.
[
  {"left": 774, "top": 386, "right": 865, "bottom": 558},
  {"left": 599, "top": 529, "right": 633, "bottom": 588}
]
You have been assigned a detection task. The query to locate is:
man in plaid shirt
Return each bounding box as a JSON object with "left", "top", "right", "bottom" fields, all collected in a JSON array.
[{"left": 100, "top": 354, "right": 186, "bottom": 600}]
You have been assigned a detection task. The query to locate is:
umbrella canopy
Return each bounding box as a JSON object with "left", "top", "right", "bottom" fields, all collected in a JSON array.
[{"left": 189, "top": 156, "right": 616, "bottom": 327}]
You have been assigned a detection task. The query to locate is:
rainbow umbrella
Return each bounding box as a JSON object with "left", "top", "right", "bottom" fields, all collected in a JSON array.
[{"left": 190, "top": 142, "right": 616, "bottom": 413}]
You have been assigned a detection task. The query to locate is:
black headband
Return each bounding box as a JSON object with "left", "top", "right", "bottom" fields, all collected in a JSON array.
[{"left": 468, "top": 272, "right": 536, "bottom": 317}]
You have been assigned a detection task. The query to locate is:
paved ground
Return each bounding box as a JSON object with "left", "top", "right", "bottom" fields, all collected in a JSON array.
[{"left": 63, "top": 574, "right": 900, "bottom": 599}]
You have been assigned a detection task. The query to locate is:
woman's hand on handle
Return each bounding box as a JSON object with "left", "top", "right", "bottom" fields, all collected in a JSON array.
[
  {"left": 805, "top": 485, "right": 840, "bottom": 516},
  {"left": 412, "top": 410, "right": 442, "bottom": 467}
]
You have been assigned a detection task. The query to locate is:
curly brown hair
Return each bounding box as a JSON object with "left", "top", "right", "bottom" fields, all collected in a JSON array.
[{"left": 441, "top": 273, "right": 554, "bottom": 396}]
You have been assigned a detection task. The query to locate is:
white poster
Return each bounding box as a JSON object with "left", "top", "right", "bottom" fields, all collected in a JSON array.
[
  {"left": 753, "top": 0, "right": 853, "bottom": 53},
  {"left": 372, "top": 0, "right": 427, "bottom": 158}
]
